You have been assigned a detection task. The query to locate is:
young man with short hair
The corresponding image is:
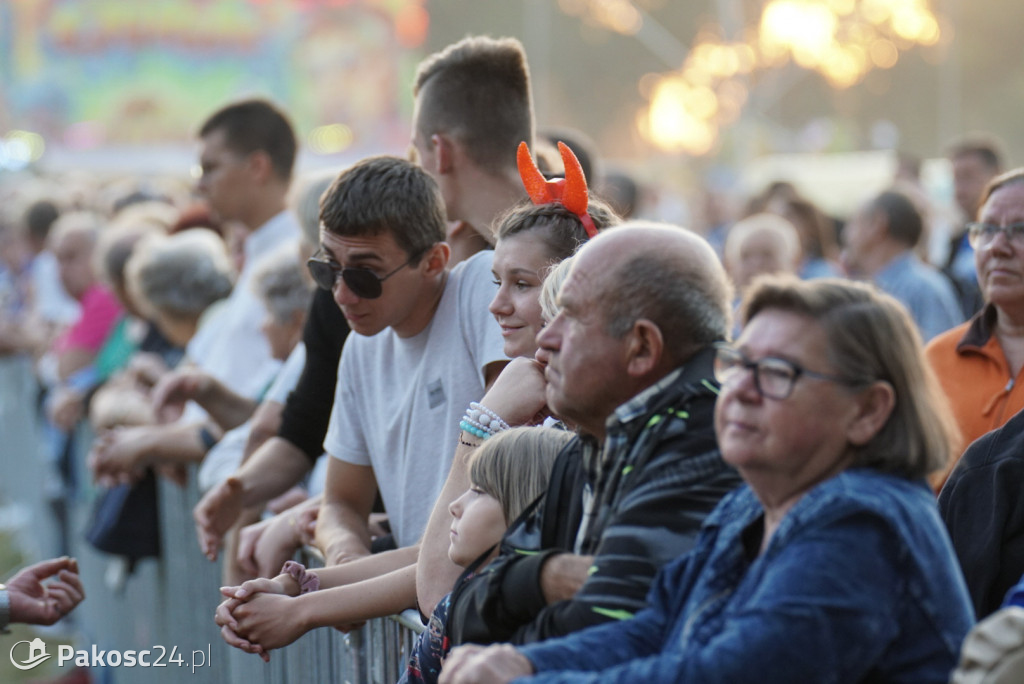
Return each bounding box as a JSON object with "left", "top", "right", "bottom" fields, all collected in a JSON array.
[
  {"left": 411, "top": 35, "right": 532, "bottom": 260},
  {"left": 213, "top": 157, "right": 506, "bottom": 656},
  {"left": 313, "top": 155, "right": 507, "bottom": 561},
  {"left": 90, "top": 98, "right": 301, "bottom": 482},
  {"left": 196, "top": 36, "right": 536, "bottom": 578}
]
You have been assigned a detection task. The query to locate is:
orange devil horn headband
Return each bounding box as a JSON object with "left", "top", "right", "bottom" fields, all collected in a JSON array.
[{"left": 516, "top": 141, "right": 598, "bottom": 239}]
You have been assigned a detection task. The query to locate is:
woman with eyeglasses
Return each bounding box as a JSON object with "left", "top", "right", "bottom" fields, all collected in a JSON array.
[
  {"left": 439, "top": 276, "right": 973, "bottom": 684},
  {"left": 926, "top": 168, "right": 1024, "bottom": 487}
]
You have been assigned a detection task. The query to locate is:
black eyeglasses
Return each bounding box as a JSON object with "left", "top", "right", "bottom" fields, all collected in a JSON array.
[
  {"left": 306, "top": 248, "right": 425, "bottom": 299},
  {"left": 712, "top": 343, "right": 861, "bottom": 400},
  {"left": 966, "top": 222, "right": 1024, "bottom": 250}
]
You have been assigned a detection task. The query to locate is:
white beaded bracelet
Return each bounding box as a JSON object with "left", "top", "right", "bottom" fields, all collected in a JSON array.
[{"left": 460, "top": 402, "right": 510, "bottom": 438}]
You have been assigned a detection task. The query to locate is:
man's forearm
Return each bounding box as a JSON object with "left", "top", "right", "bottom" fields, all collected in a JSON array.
[
  {"left": 317, "top": 498, "right": 373, "bottom": 563},
  {"left": 241, "top": 402, "right": 283, "bottom": 462},
  {"left": 196, "top": 377, "right": 258, "bottom": 431},
  {"left": 143, "top": 421, "right": 218, "bottom": 465},
  {"left": 234, "top": 437, "right": 313, "bottom": 509}
]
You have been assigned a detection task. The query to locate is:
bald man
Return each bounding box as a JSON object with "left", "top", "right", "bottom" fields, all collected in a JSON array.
[
  {"left": 724, "top": 212, "right": 801, "bottom": 293},
  {"left": 445, "top": 222, "right": 743, "bottom": 647}
]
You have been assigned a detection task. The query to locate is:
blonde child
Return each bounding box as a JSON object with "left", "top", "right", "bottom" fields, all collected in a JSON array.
[{"left": 404, "top": 427, "right": 572, "bottom": 684}]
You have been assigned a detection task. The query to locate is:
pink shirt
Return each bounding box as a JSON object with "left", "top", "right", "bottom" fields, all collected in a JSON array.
[{"left": 54, "top": 284, "right": 122, "bottom": 355}]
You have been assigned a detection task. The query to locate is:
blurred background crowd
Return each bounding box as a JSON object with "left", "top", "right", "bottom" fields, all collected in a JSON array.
[{"left": 1, "top": 0, "right": 1023, "bottom": 682}]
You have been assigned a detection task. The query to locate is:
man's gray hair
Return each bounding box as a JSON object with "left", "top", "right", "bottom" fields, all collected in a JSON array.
[{"left": 251, "top": 243, "right": 313, "bottom": 324}]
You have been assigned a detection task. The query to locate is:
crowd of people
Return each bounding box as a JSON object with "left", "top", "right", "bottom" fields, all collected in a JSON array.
[{"left": 2, "top": 32, "right": 1024, "bottom": 683}]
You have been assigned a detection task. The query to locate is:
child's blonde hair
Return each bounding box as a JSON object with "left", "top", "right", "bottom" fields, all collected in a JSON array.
[{"left": 469, "top": 427, "right": 572, "bottom": 524}]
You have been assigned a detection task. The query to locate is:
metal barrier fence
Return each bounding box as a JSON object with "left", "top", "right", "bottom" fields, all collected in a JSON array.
[{"left": 0, "top": 354, "right": 423, "bottom": 683}]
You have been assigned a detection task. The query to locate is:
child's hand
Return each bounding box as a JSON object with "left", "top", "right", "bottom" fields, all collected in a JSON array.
[
  {"left": 215, "top": 594, "right": 266, "bottom": 659},
  {"left": 230, "top": 593, "right": 307, "bottom": 654}
]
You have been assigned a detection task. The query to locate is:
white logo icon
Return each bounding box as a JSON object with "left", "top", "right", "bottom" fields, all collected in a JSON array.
[{"left": 10, "top": 637, "right": 51, "bottom": 670}]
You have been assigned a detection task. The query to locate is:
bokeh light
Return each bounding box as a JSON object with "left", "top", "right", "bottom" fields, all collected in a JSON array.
[
  {"left": 628, "top": 0, "right": 944, "bottom": 155},
  {"left": 559, "top": 0, "right": 643, "bottom": 35},
  {"left": 308, "top": 124, "right": 354, "bottom": 154},
  {"left": 0, "top": 130, "right": 46, "bottom": 170}
]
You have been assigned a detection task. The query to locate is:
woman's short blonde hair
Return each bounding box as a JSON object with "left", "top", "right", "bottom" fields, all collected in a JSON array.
[
  {"left": 469, "top": 427, "right": 573, "bottom": 524},
  {"left": 741, "top": 275, "right": 958, "bottom": 479},
  {"left": 539, "top": 256, "right": 574, "bottom": 325}
]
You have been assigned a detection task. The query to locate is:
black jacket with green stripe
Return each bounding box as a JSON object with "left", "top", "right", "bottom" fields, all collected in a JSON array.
[{"left": 447, "top": 346, "right": 742, "bottom": 646}]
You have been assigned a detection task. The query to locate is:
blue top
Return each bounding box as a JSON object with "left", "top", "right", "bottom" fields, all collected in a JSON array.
[
  {"left": 799, "top": 257, "right": 842, "bottom": 280},
  {"left": 518, "top": 469, "right": 974, "bottom": 684},
  {"left": 874, "top": 251, "right": 963, "bottom": 342}
]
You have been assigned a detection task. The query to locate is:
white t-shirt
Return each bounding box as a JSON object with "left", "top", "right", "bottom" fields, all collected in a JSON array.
[
  {"left": 187, "top": 211, "right": 299, "bottom": 401},
  {"left": 323, "top": 250, "right": 506, "bottom": 546}
]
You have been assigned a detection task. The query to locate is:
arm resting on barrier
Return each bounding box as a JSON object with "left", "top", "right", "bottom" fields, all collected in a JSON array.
[
  {"left": 194, "top": 435, "right": 312, "bottom": 561},
  {"left": 315, "top": 458, "right": 377, "bottom": 565},
  {"left": 312, "top": 543, "right": 419, "bottom": 590},
  {"left": 152, "top": 367, "right": 258, "bottom": 430},
  {"left": 89, "top": 420, "right": 223, "bottom": 484}
]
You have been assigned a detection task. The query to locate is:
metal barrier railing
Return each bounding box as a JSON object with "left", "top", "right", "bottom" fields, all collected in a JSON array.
[{"left": 0, "top": 354, "right": 424, "bottom": 683}]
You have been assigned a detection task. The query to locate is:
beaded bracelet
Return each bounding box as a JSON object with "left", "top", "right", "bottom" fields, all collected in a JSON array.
[
  {"left": 471, "top": 402, "right": 511, "bottom": 431},
  {"left": 459, "top": 402, "right": 510, "bottom": 440}
]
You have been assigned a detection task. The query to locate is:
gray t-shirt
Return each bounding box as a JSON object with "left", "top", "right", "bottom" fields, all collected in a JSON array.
[{"left": 323, "top": 251, "right": 506, "bottom": 546}]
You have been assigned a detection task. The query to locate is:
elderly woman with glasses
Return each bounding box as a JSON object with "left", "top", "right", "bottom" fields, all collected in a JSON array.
[
  {"left": 440, "top": 276, "right": 973, "bottom": 684},
  {"left": 926, "top": 168, "right": 1024, "bottom": 487}
]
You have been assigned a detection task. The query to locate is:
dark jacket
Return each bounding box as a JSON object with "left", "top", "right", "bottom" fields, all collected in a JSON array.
[
  {"left": 939, "top": 406, "right": 1024, "bottom": 619},
  {"left": 448, "top": 347, "right": 742, "bottom": 645},
  {"left": 278, "top": 287, "right": 350, "bottom": 462}
]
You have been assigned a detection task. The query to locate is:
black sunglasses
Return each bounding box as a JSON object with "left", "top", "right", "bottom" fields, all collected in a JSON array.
[{"left": 306, "top": 248, "right": 425, "bottom": 299}]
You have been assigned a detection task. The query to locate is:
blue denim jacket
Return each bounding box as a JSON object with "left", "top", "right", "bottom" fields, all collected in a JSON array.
[{"left": 519, "top": 470, "right": 974, "bottom": 683}]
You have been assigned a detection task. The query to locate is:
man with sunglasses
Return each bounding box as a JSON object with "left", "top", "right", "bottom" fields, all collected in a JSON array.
[
  {"left": 310, "top": 156, "right": 505, "bottom": 565},
  {"left": 214, "top": 156, "right": 506, "bottom": 653},
  {"left": 444, "top": 223, "right": 741, "bottom": 653},
  {"left": 196, "top": 36, "right": 536, "bottom": 579}
]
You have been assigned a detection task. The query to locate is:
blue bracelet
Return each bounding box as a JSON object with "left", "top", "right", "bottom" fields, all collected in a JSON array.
[{"left": 459, "top": 420, "right": 490, "bottom": 440}]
